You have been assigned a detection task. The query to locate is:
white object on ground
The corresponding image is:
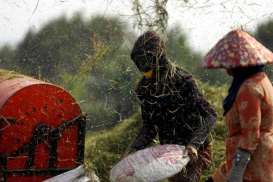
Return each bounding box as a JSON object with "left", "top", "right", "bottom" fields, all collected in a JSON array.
[
  {"left": 43, "top": 165, "right": 97, "bottom": 182},
  {"left": 110, "top": 144, "right": 190, "bottom": 182}
]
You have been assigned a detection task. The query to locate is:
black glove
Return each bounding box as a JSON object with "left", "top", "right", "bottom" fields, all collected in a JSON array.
[{"left": 228, "top": 148, "right": 251, "bottom": 182}]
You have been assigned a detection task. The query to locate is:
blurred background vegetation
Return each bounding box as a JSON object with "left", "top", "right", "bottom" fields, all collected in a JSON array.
[
  {"left": 1, "top": 4, "right": 273, "bottom": 180},
  {"left": 1, "top": 13, "right": 273, "bottom": 130}
]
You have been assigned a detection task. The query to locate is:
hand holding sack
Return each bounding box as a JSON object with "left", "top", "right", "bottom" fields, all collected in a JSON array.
[{"left": 186, "top": 145, "right": 198, "bottom": 161}]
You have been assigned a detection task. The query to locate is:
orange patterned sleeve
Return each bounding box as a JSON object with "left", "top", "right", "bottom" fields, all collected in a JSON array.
[{"left": 236, "top": 83, "right": 263, "bottom": 153}]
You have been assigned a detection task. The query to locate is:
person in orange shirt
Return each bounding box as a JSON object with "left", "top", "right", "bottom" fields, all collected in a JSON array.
[{"left": 203, "top": 30, "right": 273, "bottom": 182}]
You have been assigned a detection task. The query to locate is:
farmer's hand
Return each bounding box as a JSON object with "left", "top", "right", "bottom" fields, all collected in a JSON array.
[{"left": 186, "top": 145, "right": 198, "bottom": 161}]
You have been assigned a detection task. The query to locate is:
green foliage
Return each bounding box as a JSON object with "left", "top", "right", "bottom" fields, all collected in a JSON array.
[
  {"left": 166, "top": 26, "right": 230, "bottom": 85},
  {"left": 54, "top": 15, "right": 139, "bottom": 129},
  {"left": 198, "top": 81, "right": 227, "bottom": 134},
  {"left": 14, "top": 15, "right": 91, "bottom": 80},
  {"left": 254, "top": 20, "right": 273, "bottom": 79},
  {"left": 84, "top": 82, "right": 228, "bottom": 182},
  {"left": 255, "top": 20, "right": 273, "bottom": 51},
  {"left": 4, "top": 14, "right": 129, "bottom": 82},
  {"left": 84, "top": 49, "right": 139, "bottom": 126},
  {"left": 60, "top": 72, "right": 88, "bottom": 101},
  {"left": 166, "top": 27, "right": 198, "bottom": 71},
  {"left": 0, "top": 45, "right": 17, "bottom": 70}
]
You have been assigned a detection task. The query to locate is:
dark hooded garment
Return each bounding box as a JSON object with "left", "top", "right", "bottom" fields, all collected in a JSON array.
[
  {"left": 129, "top": 31, "right": 217, "bottom": 182},
  {"left": 130, "top": 66, "right": 217, "bottom": 150},
  {"left": 129, "top": 31, "right": 217, "bottom": 151}
]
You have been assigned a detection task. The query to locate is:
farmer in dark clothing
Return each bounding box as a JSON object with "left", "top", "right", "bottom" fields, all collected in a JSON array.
[{"left": 125, "top": 31, "right": 217, "bottom": 182}]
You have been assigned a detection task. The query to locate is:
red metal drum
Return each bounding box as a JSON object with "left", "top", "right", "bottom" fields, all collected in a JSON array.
[{"left": 0, "top": 72, "right": 86, "bottom": 182}]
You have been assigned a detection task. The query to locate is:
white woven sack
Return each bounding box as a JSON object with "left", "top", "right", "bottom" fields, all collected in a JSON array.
[
  {"left": 110, "top": 144, "right": 190, "bottom": 182},
  {"left": 43, "top": 165, "right": 96, "bottom": 182}
]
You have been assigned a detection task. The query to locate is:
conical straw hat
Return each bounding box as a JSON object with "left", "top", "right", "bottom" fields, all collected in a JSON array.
[{"left": 202, "top": 29, "right": 273, "bottom": 69}]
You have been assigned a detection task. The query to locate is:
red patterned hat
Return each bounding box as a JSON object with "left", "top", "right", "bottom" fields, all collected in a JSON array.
[{"left": 202, "top": 29, "right": 273, "bottom": 69}]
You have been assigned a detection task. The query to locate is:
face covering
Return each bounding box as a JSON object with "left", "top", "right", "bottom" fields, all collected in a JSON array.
[{"left": 143, "top": 70, "right": 153, "bottom": 78}]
